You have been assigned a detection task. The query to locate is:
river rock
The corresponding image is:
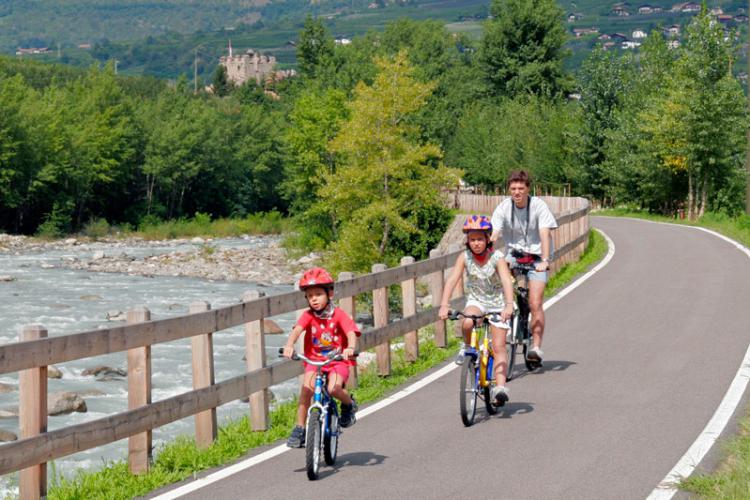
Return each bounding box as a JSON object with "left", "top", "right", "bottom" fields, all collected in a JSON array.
[
  {"left": 78, "top": 389, "right": 106, "bottom": 397},
  {"left": 263, "top": 319, "right": 284, "bottom": 335},
  {"left": 191, "top": 237, "right": 205, "bottom": 244},
  {"left": 81, "top": 366, "right": 127, "bottom": 379},
  {"left": 40, "top": 263, "right": 54, "bottom": 269},
  {"left": 48, "top": 391, "right": 87, "bottom": 415},
  {"left": 0, "top": 275, "right": 15, "bottom": 282},
  {"left": 64, "top": 238, "right": 78, "bottom": 245},
  {"left": 80, "top": 294, "right": 103, "bottom": 301},
  {"left": 0, "top": 408, "right": 18, "bottom": 418},
  {"left": 92, "top": 250, "right": 105, "bottom": 260},
  {"left": 0, "top": 382, "right": 14, "bottom": 393},
  {"left": 47, "top": 365, "right": 63, "bottom": 379},
  {"left": 0, "top": 429, "right": 17, "bottom": 442},
  {"left": 106, "top": 310, "right": 126, "bottom": 321}
]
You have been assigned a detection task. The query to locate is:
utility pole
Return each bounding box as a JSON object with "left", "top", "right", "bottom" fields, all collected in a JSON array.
[
  {"left": 114, "top": 59, "right": 118, "bottom": 75},
  {"left": 194, "top": 50, "right": 199, "bottom": 93}
]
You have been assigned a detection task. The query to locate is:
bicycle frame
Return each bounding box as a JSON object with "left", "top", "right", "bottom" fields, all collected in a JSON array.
[{"left": 452, "top": 312, "right": 496, "bottom": 388}]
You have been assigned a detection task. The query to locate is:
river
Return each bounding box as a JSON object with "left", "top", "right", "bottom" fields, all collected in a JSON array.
[{"left": 0, "top": 236, "right": 298, "bottom": 497}]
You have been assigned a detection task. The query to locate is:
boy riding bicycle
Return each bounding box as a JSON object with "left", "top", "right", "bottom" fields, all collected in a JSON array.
[
  {"left": 439, "top": 215, "right": 515, "bottom": 405},
  {"left": 282, "top": 267, "right": 360, "bottom": 448}
]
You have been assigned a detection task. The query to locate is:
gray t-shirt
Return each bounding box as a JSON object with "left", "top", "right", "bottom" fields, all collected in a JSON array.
[{"left": 490, "top": 197, "right": 558, "bottom": 255}]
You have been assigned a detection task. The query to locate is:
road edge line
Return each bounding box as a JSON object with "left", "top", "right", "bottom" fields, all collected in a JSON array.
[
  {"left": 152, "top": 228, "right": 616, "bottom": 499},
  {"left": 609, "top": 219, "right": 750, "bottom": 500}
]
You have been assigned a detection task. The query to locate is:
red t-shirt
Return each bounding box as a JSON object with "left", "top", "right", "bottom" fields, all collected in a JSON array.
[{"left": 297, "top": 307, "right": 360, "bottom": 365}]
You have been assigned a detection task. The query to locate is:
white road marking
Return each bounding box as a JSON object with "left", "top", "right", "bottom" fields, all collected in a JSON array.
[
  {"left": 152, "top": 228, "right": 616, "bottom": 499},
  {"left": 601, "top": 218, "right": 750, "bottom": 500}
]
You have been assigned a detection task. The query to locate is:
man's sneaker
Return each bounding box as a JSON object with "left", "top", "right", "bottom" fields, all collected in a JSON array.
[
  {"left": 491, "top": 385, "right": 509, "bottom": 406},
  {"left": 527, "top": 346, "right": 544, "bottom": 364},
  {"left": 340, "top": 397, "right": 358, "bottom": 428},
  {"left": 287, "top": 425, "right": 305, "bottom": 448}
]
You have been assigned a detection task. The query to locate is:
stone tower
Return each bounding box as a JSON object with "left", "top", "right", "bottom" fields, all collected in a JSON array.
[{"left": 219, "top": 41, "right": 277, "bottom": 86}]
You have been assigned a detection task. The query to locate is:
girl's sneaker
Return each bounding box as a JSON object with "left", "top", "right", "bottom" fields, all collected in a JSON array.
[
  {"left": 491, "top": 385, "right": 509, "bottom": 406},
  {"left": 287, "top": 425, "right": 305, "bottom": 448},
  {"left": 527, "top": 346, "right": 544, "bottom": 363}
]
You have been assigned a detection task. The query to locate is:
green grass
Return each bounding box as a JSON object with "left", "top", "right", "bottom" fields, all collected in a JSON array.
[
  {"left": 597, "top": 208, "right": 750, "bottom": 498},
  {"left": 43, "top": 224, "right": 612, "bottom": 500}
]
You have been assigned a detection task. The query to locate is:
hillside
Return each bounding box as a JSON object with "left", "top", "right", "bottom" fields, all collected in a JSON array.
[{"left": 3, "top": 0, "right": 746, "bottom": 79}]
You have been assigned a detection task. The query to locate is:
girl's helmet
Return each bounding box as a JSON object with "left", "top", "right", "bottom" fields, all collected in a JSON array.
[
  {"left": 462, "top": 215, "right": 493, "bottom": 234},
  {"left": 299, "top": 267, "right": 334, "bottom": 291}
]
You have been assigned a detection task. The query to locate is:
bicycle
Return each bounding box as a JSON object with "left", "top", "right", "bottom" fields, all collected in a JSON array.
[
  {"left": 507, "top": 262, "right": 543, "bottom": 378},
  {"left": 448, "top": 310, "right": 512, "bottom": 426},
  {"left": 279, "top": 348, "right": 354, "bottom": 480}
]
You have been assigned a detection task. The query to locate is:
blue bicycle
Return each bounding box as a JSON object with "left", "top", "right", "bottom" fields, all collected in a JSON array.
[{"left": 280, "top": 349, "right": 348, "bottom": 480}]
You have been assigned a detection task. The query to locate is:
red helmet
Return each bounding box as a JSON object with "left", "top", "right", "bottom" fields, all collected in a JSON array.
[
  {"left": 462, "top": 215, "right": 493, "bottom": 234},
  {"left": 299, "top": 267, "right": 334, "bottom": 290}
]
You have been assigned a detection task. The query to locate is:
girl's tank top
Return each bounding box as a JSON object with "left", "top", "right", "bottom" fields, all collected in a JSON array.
[{"left": 464, "top": 249, "right": 506, "bottom": 309}]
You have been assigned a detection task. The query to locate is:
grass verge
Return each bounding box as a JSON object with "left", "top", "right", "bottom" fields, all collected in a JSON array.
[
  {"left": 597, "top": 209, "right": 750, "bottom": 498},
  {"left": 45, "top": 227, "right": 611, "bottom": 500}
]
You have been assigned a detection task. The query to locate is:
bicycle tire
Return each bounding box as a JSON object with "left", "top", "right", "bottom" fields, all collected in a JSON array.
[
  {"left": 305, "top": 408, "right": 322, "bottom": 480},
  {"left": 506, "top": 316, "right": 518, "bottom": 381},
  {"left": 459, "top": 358, "right": 478, "bottom": 426},
  {"left": 483, "top": 384, "right": 499, "bottom": 415},
  {"left": 323, "top": 404, "right": 339, "bottom": 466}
]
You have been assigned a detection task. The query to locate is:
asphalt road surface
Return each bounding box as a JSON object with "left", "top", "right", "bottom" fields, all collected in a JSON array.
[{"left": 151, "top": 217, "right": 750, "bottom": 500}]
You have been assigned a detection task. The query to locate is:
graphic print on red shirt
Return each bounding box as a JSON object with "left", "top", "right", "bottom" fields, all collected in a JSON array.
[{"left": 297, "top": 307, "right": 360, "bottom": 365}]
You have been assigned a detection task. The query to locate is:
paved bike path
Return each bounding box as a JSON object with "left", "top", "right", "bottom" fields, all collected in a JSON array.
[{"left": 150, "top": 217, "right": 750, "bottom": 499}]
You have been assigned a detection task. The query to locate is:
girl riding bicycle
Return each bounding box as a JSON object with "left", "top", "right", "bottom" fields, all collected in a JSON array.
[
  {"left": 439, "top": 215, "right": 515, "bottom": 405},
  {"left": 282, "top": 267, "right": 360, "bottom": 448}
]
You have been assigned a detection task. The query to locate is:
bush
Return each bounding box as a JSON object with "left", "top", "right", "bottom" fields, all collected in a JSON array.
[
  {"left": 35, "top": 204, "right": 72, "bottom": 239},
  {"left": 82, "top": 218, "right": 111, "bottom": 239}
]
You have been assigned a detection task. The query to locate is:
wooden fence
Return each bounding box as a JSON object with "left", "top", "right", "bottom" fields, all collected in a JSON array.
[{"left": 0, "top": 196, "right": 590, "bottom": 499}]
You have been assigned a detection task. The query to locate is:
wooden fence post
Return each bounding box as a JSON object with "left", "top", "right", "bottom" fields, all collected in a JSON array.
[
  {"left": 429, "top": 249, "right": 447, "bottom": 347},
  {"left": 127, "top": 306, "right": 152, "bottom": 475},
  {"left": 189, "top": 301, "right": 216, "bottom": 448},
  {"left": 400, "top": 257, "right": 418, "bottom": 362},
  {"left": 19, "top": 325, "right": 47, "bottom": 500},
  {"left": 372, "top": 263, "right": 390, "bottom": 376},
  {"left": 448, "top": 243, "right": 464, "bottom": 339},
  {"left": 244, "top": 290, "right": 269, "bottom": 431},
  {"left": 338, "top": 271, "right": 358, "bottom": 389}
]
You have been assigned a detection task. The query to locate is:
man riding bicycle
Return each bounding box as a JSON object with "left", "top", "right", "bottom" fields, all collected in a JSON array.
[{"left": 490, "top": 170, "right": 557, "bottom": 365}]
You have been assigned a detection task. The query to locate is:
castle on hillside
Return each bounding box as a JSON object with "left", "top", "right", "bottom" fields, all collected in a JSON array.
[{"left": 219, "top": 42, "right": 277, "bottom": 86}]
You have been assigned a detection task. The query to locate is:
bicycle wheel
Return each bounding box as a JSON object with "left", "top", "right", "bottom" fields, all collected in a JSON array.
[
  {"left": 459, "top": 358, "right": 478, "bottom": 426},
  {"left": 305, "top": 408, "right": 322, "bottom": 480},
  {"left": 505, "top": 317, "right": 518, "bottom": 382},
  {"left": 323, "top": 404, "right": 339, "bottom": 466}
]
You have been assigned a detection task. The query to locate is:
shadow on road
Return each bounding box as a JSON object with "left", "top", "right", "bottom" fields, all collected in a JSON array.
[
  {"left": 294, "top": 451, "right": 388, "bottom": 479},
  {"left": 509, "top": 359, "right": 577, "bottom": 381},
  {"left": 494, "top": 401, "right": 534, "bottom": 419}
]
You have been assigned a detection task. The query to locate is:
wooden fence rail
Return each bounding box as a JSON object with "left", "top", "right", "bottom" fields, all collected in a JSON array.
[{"left": 0, "top": 196, "right": 590, "bottom": 498}]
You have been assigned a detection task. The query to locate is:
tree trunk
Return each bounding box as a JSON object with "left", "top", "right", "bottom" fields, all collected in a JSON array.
[
  {"left": 698, "top": 173, "right": 708, "bottom": 218},
  {"left": 687, "top": 171, "right": 696, "bottom": 221}
]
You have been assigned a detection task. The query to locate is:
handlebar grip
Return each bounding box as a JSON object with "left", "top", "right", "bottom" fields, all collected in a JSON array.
[
  {"left": 447, "top": 310, "right": 460, "bottom": 320},
  {"left": 278, "top": 347, "right": 299, "bottom": 361}
]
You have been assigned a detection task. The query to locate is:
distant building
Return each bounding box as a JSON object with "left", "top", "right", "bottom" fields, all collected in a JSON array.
[
  {"left": 622, "top": 41, "right": 642, "bottom": 49},
  {"left": 710, "top": 7, "right": 723, "bottom": 16},
  {"left": 77, "top": 43, "right": 92, "bottom": 49},
  {"left": 573, "top": 27, "right": 599, "bottom": 37},
  {"left": 668, "top": 39, "right": 681, "bottom": 49},
  {"left": 735, "top": 15, "right": 749, "bottom": 23},
  {"left": 335, "top": 37, "right": 352, "bottom": 45},
  {"left": 567, "top": 12, "right": 584, "bottom": 22},
  {"left": 612, "top": 5, "right": 630, "bottom": 16},
  {"left": 219, "top": 42, "right": 277, "bottom": 86},
  {"left": 632, "top": 30, "right": 648, "bottom": 39},
  {"left": 664, "top": 24, "right": 681, "bottom": 37},
  {"left": 638, "top": 5, "right": 655, "bottom": 14},
  {"left": 15, "top": 47, "right": 50, "bottom": 55},
  {"left": 672, "top": 2, "right": 700, "bottom": 13}
]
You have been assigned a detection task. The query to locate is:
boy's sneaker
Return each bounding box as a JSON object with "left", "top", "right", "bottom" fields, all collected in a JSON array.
[
  {"left": 340, "top": 397, "right": 358, "bottom": 428},
  {"left": 287, "top": 425, "right": 305, "bottom": 448},
  {"left": 491, "top": 385, "right": 509, "bottom": 406},
  {"left": 527, "top": 346, "right": 544, "bottom": 364}
]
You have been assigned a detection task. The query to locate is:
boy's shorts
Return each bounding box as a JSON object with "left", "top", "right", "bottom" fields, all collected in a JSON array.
[
  {"left": 505, "top": 253, "right": 548, "bottom": 283},
  {"left": 304, "top": 360, "right": 350, "bottom": 383},
  {"left": 464, "top": 300, "right": 511, "bottom": 329}
]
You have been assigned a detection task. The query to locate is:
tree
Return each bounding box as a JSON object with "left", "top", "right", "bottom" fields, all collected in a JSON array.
[
  {"left": 297, "top": 15, "right": 335, "bottom": 80},
  {"left": 480, "top": 0, "right": 571, "bottom": 98},
  {"left": 319, "top": 51, "right": 460, "bottom": 272},
  {"left": 212, "top": 64, "right": 232, "bottom": 97}
]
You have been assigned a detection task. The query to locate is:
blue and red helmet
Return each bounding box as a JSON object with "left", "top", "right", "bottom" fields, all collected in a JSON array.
[{"left": 462, "top": 215, "right": 493, "bottom": 234}]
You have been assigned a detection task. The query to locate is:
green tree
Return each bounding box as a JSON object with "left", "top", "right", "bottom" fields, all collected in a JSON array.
[
  {"left": 320, "top": 51, "right": 459, "bottom": 272},
  {"left": 212, "top": 64, "right": 232, "bottom": 97},
  {"left": 297, "top": 15, "right": 335, "bottom": 80},
  {"left": 480, "top": 0, "right": 571, "bottom": 98}
]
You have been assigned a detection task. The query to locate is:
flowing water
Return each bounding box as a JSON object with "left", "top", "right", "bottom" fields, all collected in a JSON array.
[{"left": 0, "top": 237, "right": 298, "bottom": 497}]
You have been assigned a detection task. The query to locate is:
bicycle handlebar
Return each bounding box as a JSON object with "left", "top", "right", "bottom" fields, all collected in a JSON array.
[
  {"left": 277, "top": 347, "right": 358, "bottom": 365},
  {"left": 447, "top": 310, "right": 503, "bottom": 323}
]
